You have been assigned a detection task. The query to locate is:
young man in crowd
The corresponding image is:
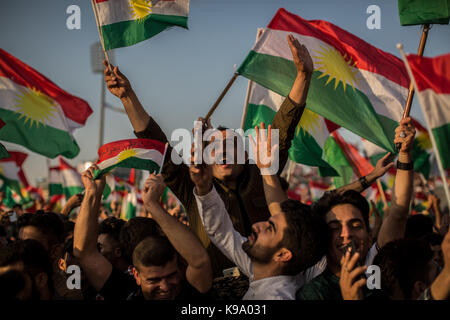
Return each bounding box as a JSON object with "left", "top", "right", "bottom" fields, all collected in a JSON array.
[
  {"left": 97, "top": 217, "right": 128, "bottom": 272},
  {"left": 73, "top": 165, "right": 212, "bottom": 300},
  {"left": 297, "top": 117, "right": 416, "bottom": 300}
]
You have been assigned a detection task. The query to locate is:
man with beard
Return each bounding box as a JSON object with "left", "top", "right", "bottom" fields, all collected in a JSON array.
[
  {"left": 189, "top": 156, "right": 327, "bottom": 299},
  {"left": 297, "top": 118, "right": 416, "bottom": 300}
]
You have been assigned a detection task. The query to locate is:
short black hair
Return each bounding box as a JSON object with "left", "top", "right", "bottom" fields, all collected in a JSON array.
[
  {"left": 405, "top": 214, "right": 434, "bottom": 240},
  {"left": 279, "top": 200, "right": 328, "bottom": 275},
  {"left": 132, "top": 235, "right": 176, "bottom": 270},
  {"left": 99, "top": 217, "right": 126, "bottom": 244},
  {"left": 373, "top": 238, "right": 433, "bottom": 299},
  {"left": 119, "top": 217, "right": 162, "bottom": 265},
  {"left": 420, "top": 232, "right": 443, "bottom": 246},
  {"left": 0, "top": 239, "right": 54, "bottom": 294},
  {"left": 312, "top": 190, "right": 370, "bottom": 232},
  {"left": 17, "top": 212, "right": 65, "bottom": 247}
]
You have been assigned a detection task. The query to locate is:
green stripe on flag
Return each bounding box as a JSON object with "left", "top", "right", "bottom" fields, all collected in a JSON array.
[
  {"left": 398, "top": 0, "right": 450, "bottom": 26},
  {"left": 63, "top": 186, "right": 83, "bottom": 199},
  {"left": 432, "top": 122, "right": 450, "bottom": 169},
  {"left": 102, "top": 14, "right": 188, "bottom": 50},
  {"left": 94, "top": 157, "right": 160, "bottom": 179},
  {"left": 0, "top": 143, "right": 9, "bottom": 159},
  {"left": 238, "top": 52, "right": 396, "bottom": 153},
  {"left": 323, "top": 136, "right": 355, "bottom": 188}
]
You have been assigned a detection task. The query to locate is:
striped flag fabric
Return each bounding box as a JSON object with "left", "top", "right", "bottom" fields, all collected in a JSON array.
[
  {"left": 93, "top": 0, "right": 190, "bottom": 50},
  {"left": 59, "top": 158, "right": 83, "bottom": 199},
  {"left": 0, "top": 49, "right": 92, "bottom": 158},
  {"left": 398, "top": 0, "right": 450, "bottom": 26},
  {"left": 49, "top": 166, "right": 63, "bottom": 196},
  {"left": 407, "top": 53, "right": 450, "bottom": 169},
  {"left": 94, "top": 139, "right": 167, "bottom": 179},
  {"left": 0, "top": 151, "right": 29, "bottom": 196},
  {"left": 238, "top": 9, "right": 409, "bottom": 153}
]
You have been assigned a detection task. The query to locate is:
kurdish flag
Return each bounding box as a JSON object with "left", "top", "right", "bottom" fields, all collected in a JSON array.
[
  {"left": 59, "top": 158, "right": 83, "bottom": 199},
  {"left": 407, "top": 53, "right": 450, "bottom": 169},
  {"left": 238, "top": 9, "right": 409, "bottom": 154},
  {"left": 94, "top": 0, "right": 190, "bottom": 51},
  {"left": 244, "top": 81, "right": 339, "bottom": 176},
  {"left": 49, "top": 166, "right": 63, "bottom": 196},
  {"left": 0, "top": 151, "right": 29, "bottom": 196},
  {"left": 94, "top": 139, "right": 167, "bottom": 179},
  {"left": 0, "top": 49, "right": 92, "bottom": 159}
]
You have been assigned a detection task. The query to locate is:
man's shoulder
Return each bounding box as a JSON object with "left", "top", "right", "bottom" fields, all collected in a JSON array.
[{"left": 296, "top": 271, "right": 341, "bottom": 300}]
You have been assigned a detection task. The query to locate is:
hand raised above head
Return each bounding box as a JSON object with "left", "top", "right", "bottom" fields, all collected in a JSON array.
[
  {"left": 81, "top": 164, "right": 105, "bottom": 195},
  {"left": 103, "top": 60, "right": 131, "bottom": 99},
  {"left": 394, "top": 117, "right": 416, "bottom": 154},
  {"left": 287, "top": 34, "right": 314, "bottom": 76},
  {"left": 142, "top": 173, "right": 166, "bottom": 206}
]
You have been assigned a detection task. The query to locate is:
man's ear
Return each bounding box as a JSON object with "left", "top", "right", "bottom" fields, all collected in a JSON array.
[
  {"left": 50, "top": 243, "right": 63, "bottom": 262},
  {"left": 132, "top": 266, "right": 141, "bottom": 285},
  {"left": 273, "top": 248, "right": 292, "bottom": 263},
  {"left": 58, "top": 258, "right": 66, "bottom": 273},
  {"left": 34, "top": 272, "right": 48, "bottom": 291}
]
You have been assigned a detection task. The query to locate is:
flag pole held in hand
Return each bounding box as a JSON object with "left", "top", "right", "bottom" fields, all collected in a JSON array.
[{"left": 204, "top": 73, "right": 239, "bottom": 121}]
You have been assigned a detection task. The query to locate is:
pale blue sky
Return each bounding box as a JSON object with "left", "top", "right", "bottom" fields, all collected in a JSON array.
[{"left": 1, "top": 0, "right": 449, "bottom": 185}]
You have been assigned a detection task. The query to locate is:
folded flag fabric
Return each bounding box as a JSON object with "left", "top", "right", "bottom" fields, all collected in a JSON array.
[
  {"left": 0, "top": 49, "right": 92, "bottom": 158},
  {"left": 398, "top": 0, "right": 450, "bottom": 26},
  {"left": 0, "top": 151, "right": 28, "bottom": 196},
  {"left": 94, "top": 139, "right": 167, "bottom": 179},
  {"left": 238, "top": 9, "right": 409, "bottom": 153},
  {"left": 244, "top": 81, "right": 339, "bottom": 176},
  {"left": 0, "top": 143, "right": 9, "bottom": 159},
  {"left": 93, "top": 0, "right": 190, "bottom": 50},
  {"left": 407, "top": 53, "right": 450, "bottom": 169},
  {"left": 49, "top": 166, "right": 63, "bottom": 196},
  {"left": 59, "top": 158, "right": 83, "bottom": 199}
]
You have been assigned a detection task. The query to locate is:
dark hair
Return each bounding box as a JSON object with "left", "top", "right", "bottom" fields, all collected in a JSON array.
[
  {"left": 63, "top": 220, "right": 75, "bottom": 239},
  {"left": 99, "top": 217, "right": 126, "bottom": 244},
  {"left": 373, "top": 238, "right": 433, "bottom": 299},
  {"left": 17, "top": 212, "right": 64, "bottom": 246},
  {"left": 405, "top": 214, "right": 434, "bottom": 240},
  {"left": 132, "top": 235, "right": 176, "bottom": 270},
  {"left": 279, "top": 177, "right": 289, "bottom": 192},
  {"left": 312, "top": 190, "right": 370, "bottom": 232},
  {"left": 0, "top": 269, "right": 26, "bottom": 300},
  {"left": 420, "top": 232, "right": 443, "bottom": 246},
  {"left": 119, "top": 217, "right": 162, "bottom": 265},
  {"left": 279, "top": 200, "right": 328, "bottom": 275},
  {"left": 0, "top": 239, "right": 54, "bottom": 294}
]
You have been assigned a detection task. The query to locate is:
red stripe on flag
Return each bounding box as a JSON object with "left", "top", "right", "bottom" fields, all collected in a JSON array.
[
  {"left": 95, "top": 0, "right": 108, "bottom": 3},
  {"left": 0, "top": 49, "right": 92, "bottom": 125},
  {"left": 268, "top": 9, "right": 409, "bottom": 88},
  {"left": 407, "top": 53, "right": 450, "bottom": 94},
  {"left": 332, "top": 131, "right": 374, "bottom": 177},
  {"left": 97, "top": 139, "right": 167, "bottom": 162},
  {"left": 0, "top": 151, "right": 29, "bottom": 187},
  {"left": 59, "top": 157, "right": 78, "bottom": 172}
]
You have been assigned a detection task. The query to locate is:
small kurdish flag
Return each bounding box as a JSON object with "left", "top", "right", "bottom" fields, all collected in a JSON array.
[
  {"left": 0, "top": 49, "right": 92, "bottom": 159},
  {"left": 59, "top": 158, "right": 83, "bottom": 199},
  {"left": 93, "top": 0, "right": 190, "bottom": 51},
  {"left": 49, "top": 166, "right": 63, "bottom": 196},
  {"left": 0, "top": 151, "right": 29, "bottom": 196},
  {"left": 238, "top": 9, "right": 409, "bottom": 154},
  {"left": 94, "top": 139, "right": 167, "bottom": 179}
]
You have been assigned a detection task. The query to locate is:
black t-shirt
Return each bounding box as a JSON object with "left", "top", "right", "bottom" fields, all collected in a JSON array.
[{"left": 98, "top": 267, "right": 138, "bottom": 300}]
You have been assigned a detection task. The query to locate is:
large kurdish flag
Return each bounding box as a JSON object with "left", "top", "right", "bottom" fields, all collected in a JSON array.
[
  {"left": 238, "top": 9, "right": 409, "bottom": 154},
  {"left": 94, "top": 139, "right": 167, "bottom": 178},
  {"left": 244, "top": 82, "right": 338, "bottom": 176},
  {"left": 407, "top": 53, "right": 450, "bottom": 169},
  {"left": 94, "top": 0, "right": 189, "bottom": 50},
  {"left": 0, "top": 49, "right": 92, "bottom": 159}
]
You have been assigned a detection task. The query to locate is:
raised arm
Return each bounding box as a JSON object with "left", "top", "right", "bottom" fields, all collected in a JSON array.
[
  {"left": 272, "top": 35, "right": 313, "bottom": 171},
  {"left": 73, "top": 165, "right": 112, "bottom": 291},
  {"left": 377, "top": 118, "right": 415, "bottom": 248},
  {"left": 142, "top": 174, "right": 212, "bottom": 293},
  {"left": 249, "top": 123, "right": 287, "bottom": 216},
  {"left": 428, "top": 227, "right": 450, "bottom": 300}
]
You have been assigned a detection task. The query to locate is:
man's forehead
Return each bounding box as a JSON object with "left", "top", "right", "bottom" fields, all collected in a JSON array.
[{"left": 325, "top": 204, "right": 363, "bottom": 223}]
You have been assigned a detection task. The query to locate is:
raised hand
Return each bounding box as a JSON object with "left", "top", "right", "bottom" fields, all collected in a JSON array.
[
  {"left": 287, "top": 34, "right": 314, "bottom": 76},
  {"left": 339, "top": 249, "right": 367, "bottom": 300},
  {"left": 371, "top": 152, "right": 395, "bottom": 180},
  {"left": 103, "top": 60, "right": 132, "bottom": 99},
  {"left": 249, "top": 122, "right": 279, "bottom": 175},
  {"left": 81, "top": 165, "right": 106, "bottom": 196},
  {"left": 142, "top": 173, "right": 166, "bottom": 208},
  {"left": 394, "top": 117, "right": 416, "bottom": 155}
]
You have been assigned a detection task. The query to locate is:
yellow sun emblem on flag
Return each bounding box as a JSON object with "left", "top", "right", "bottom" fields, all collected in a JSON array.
[
  {"left": 13, "top": 87, "right": 57, "bottom": 128},
  {"left": 312, "top": 45, "right": 359, "bottom": 91},
  {"left": 416, "top": 132, "right": 432, "bottom": 150},
  {"left": 118, "top": 148, "right": 138, "bottom": 162},
  {"left": 296, "top": 108, "right": 322, "bottom": 136},
  {"left": 129, "top": 0, "right": 152, "bottom": 22}
]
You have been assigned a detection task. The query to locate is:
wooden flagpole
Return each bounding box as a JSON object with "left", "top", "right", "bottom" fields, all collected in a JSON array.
[
  {"left": 396, "top": 24, "right": 430, "bottom": 151},
  {"left": 204, "top": 73, "right": 239, "bottom": 121},
  {"left": 397, "top": 43, "right": 450, "bottom": 210}
]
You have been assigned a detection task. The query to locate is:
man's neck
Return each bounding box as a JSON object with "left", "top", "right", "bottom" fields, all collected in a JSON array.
[{"left": 252, "top": 262, "right": 283, "bottom": 281}]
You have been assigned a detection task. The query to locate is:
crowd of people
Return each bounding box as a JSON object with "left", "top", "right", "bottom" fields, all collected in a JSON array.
[{"left": 0, "top": 34, "right": 449, "bottom": 301}]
